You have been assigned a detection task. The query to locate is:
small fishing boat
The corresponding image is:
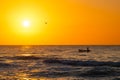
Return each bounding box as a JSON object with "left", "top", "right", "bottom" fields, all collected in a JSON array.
[{"left": 78, "top": 47, "right": 91, "bottom": 53}]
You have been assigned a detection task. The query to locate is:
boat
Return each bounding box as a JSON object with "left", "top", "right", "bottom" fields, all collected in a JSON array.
[{"left": 78, "top": 47, "right": 91, "bottom": 53}]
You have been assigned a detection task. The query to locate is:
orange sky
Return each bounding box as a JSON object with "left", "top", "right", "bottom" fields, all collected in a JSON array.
[{"left": 0, "top": 0, "right": 120, "bottom": 45}]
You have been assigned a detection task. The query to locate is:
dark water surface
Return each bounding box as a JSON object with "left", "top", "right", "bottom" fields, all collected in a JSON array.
[{"left": 0, "top": 45, "right": 120, "bottom": 80}]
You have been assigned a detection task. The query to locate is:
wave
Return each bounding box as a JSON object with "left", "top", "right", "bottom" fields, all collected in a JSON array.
[
  {"left": 11, "top": 56, "right": 42, "bottom": 60},
  {"left": 43, "top": 59, "right": 120, "bottom": 67},
  {"left": 6, "top": 56, "right": 60, "bottom": 61},
  {"left": 31, "top": 66, "right": 120, "bottom": 78},
  {"left": 0, "top": 62, "right": 19, "bottom": 68}
]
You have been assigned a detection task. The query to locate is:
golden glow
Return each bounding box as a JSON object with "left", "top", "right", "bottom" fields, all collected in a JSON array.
[
  {"left": 23, "top": 20, "right": 30, "bottom": 27},
  {"left": 0, "top": 0, "right": 120, "bottom": 45}
]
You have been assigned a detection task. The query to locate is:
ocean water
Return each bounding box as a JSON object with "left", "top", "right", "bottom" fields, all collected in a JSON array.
[{"left": 0, "top": 45, "right": 120, "bottom": 80}]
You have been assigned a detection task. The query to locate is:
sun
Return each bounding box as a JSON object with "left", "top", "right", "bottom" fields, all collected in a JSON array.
[{"left": 23, "top": 20, "right": 30, "bottom": 28}]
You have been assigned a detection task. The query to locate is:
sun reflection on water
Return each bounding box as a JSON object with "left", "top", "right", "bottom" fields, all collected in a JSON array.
[
  {"left": 21, "top": 46, "right": 31, "bottom": 51},
  {"left": 21, "top": 54, "right": 33, "bottom": 56}
]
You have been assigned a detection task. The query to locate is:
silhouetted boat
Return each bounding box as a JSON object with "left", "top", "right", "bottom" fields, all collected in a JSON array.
[{"left": 78, "top": 47, "right": 91, "bottom": 53}]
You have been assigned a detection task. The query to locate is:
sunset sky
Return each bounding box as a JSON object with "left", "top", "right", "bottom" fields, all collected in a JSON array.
[{"left": 0, "top": 0, "right": 120, "bottom": 45}]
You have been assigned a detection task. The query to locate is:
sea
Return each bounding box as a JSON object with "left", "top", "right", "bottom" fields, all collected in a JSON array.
[{"left": 0, "top": 45, "right": 120, "bottom": 80}]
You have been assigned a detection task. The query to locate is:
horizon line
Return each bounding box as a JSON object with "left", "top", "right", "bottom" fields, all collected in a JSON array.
[{"left": 0, "top": 44, "right": 120, "bottom": 46}]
